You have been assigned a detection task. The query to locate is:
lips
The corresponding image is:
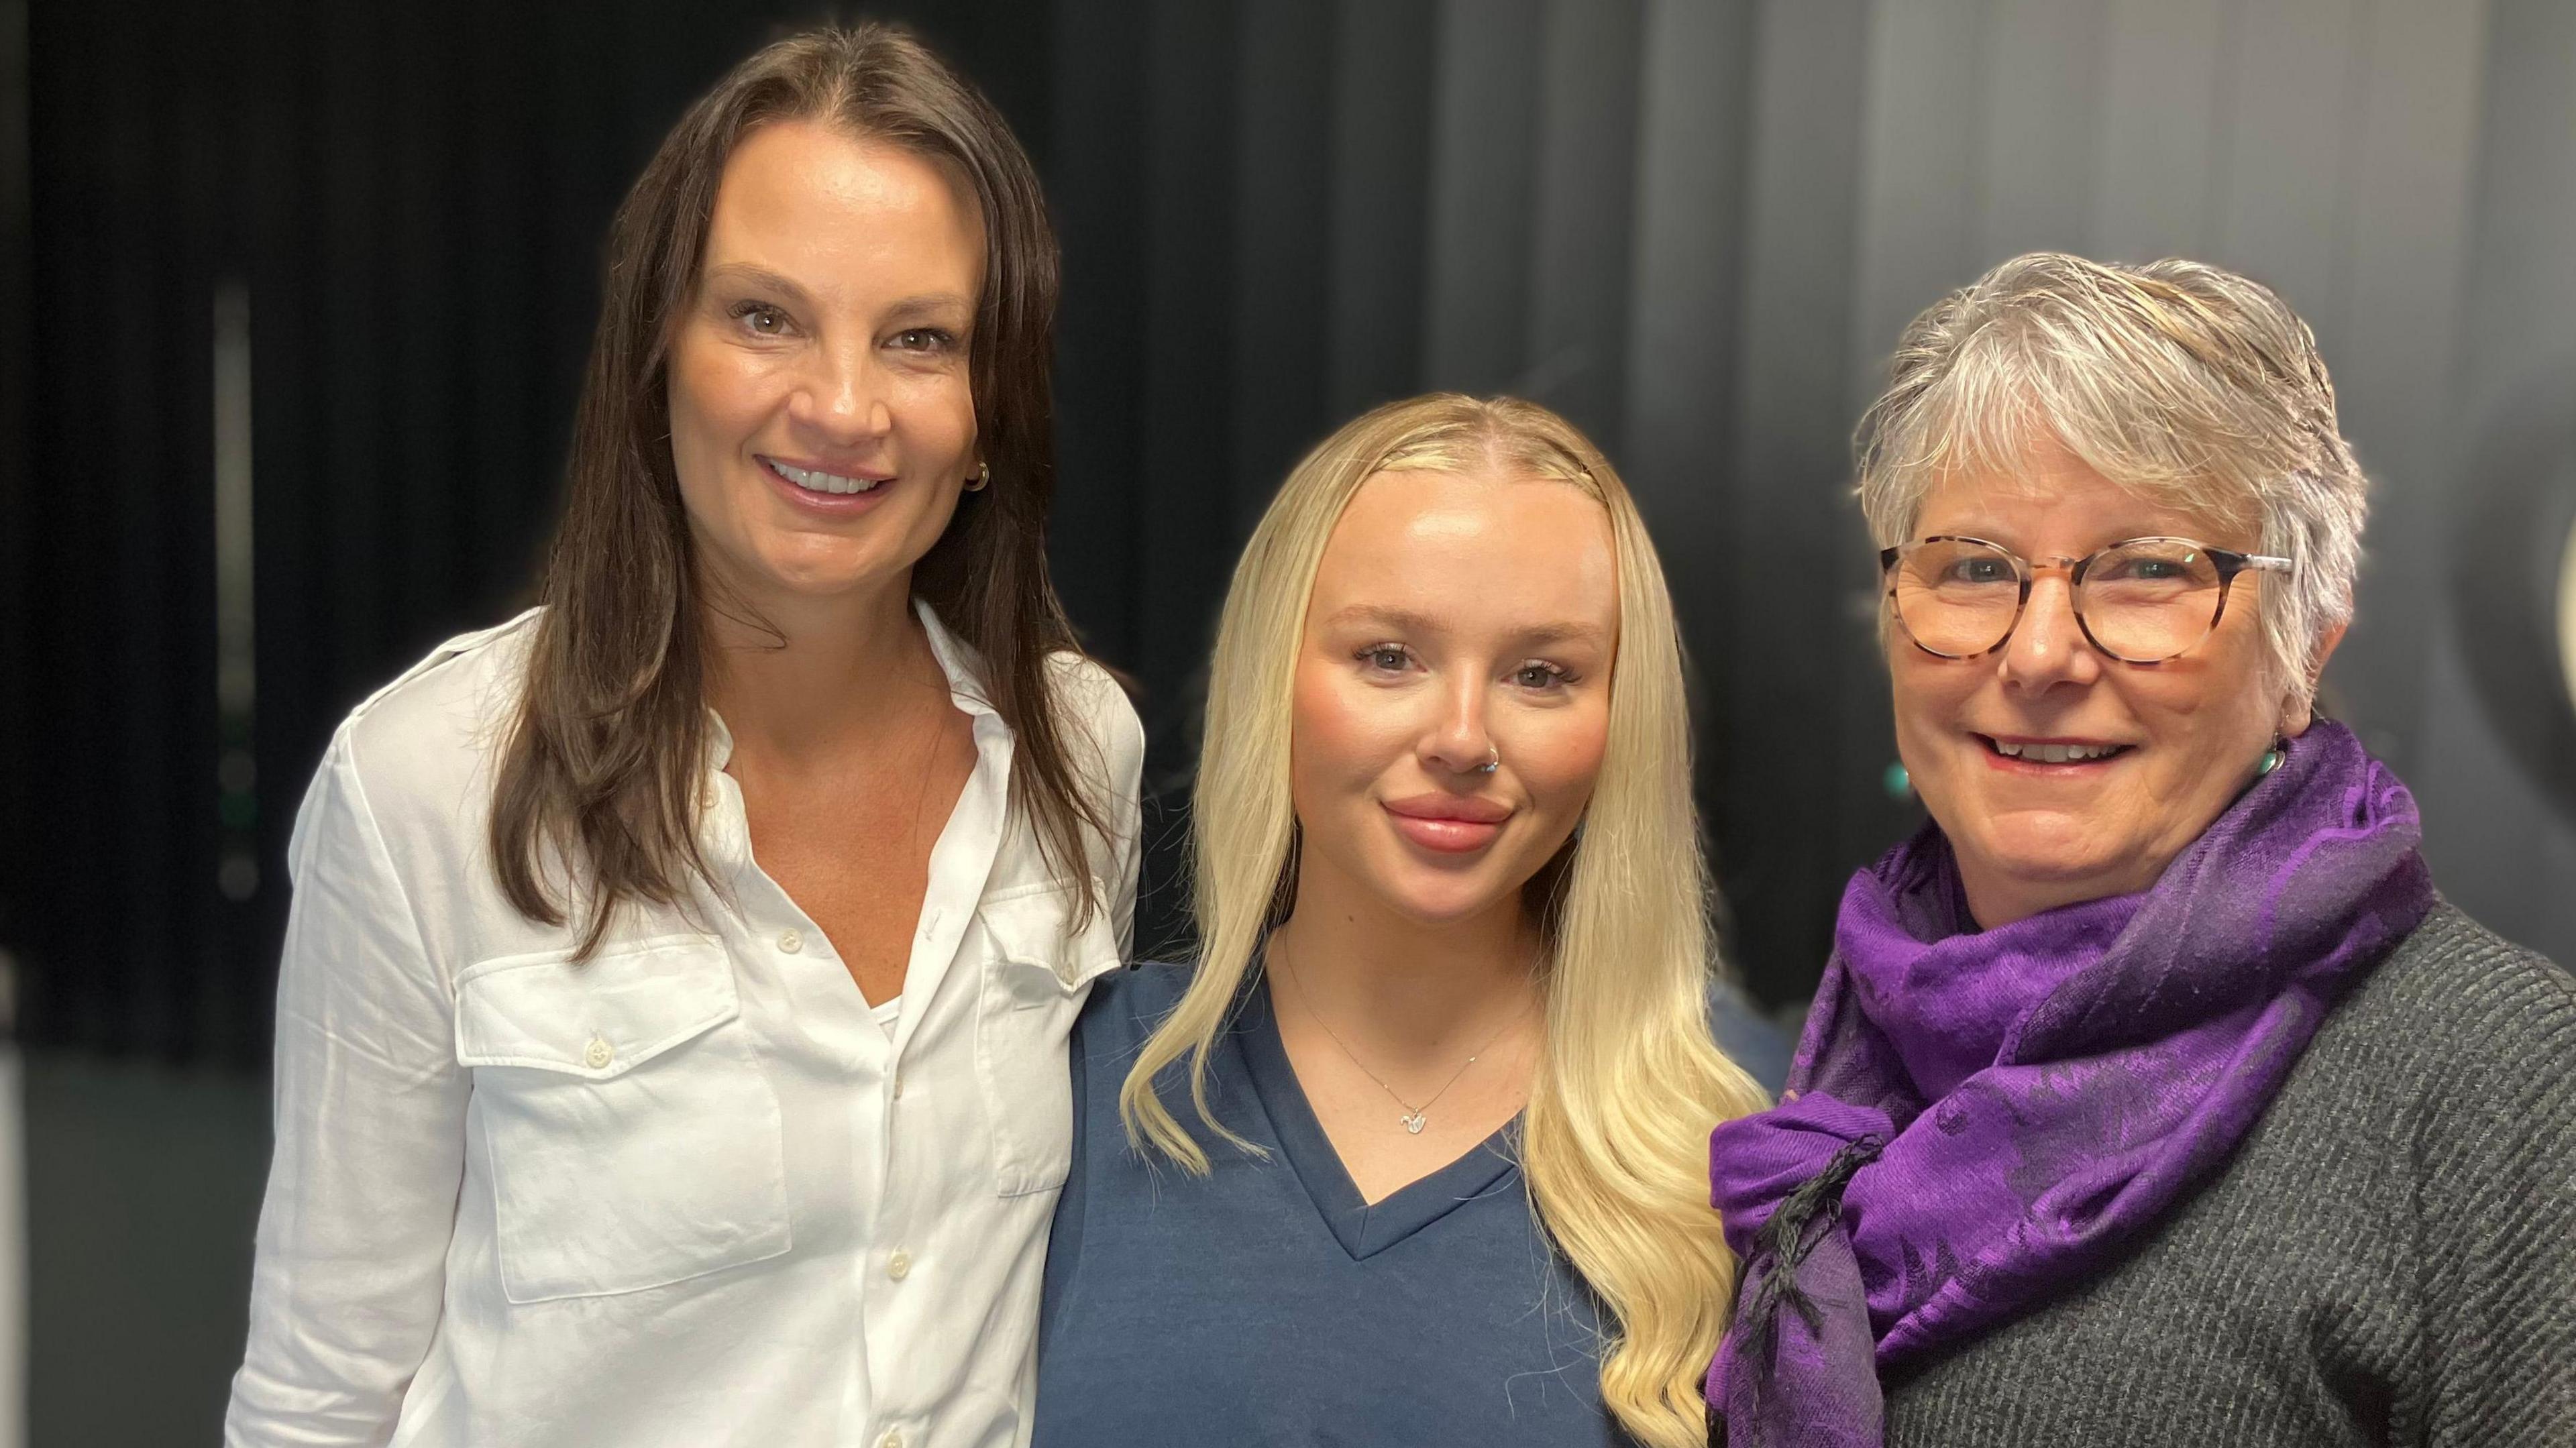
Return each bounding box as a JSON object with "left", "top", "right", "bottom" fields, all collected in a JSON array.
[{"left": 1381, "top": 793, "right": 1512, "bottom": 854}]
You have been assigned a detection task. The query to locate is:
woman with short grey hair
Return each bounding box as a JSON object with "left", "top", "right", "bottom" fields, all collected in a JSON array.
[{"left": 1708, "top": 252, "right": 2576, "bottom": 1447}]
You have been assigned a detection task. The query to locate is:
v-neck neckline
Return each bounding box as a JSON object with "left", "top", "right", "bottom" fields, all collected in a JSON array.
[{"left": 1234, "top": 979, "right": 1524, "bottom": 1262}]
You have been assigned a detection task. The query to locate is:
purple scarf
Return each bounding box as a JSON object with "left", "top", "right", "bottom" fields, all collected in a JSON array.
[{"left": 1705, "top": 720, "right": 2434, "bottom": 1446}]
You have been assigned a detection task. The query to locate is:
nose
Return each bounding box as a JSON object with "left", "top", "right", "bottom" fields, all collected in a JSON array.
[
  {"left": 785, "top": 335, "right": 893, "bottom": 444},
  {"left": 1419, "top": 672, "right": 1497, "bottom": 779},
  {"left": 1996, "top": 571, "right": 2102, "bottom": 693}
]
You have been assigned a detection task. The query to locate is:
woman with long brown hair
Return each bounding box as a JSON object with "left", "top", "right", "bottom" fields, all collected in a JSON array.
[{"left": 225, "top": 25, "right": 1141, "bottom": 1448}]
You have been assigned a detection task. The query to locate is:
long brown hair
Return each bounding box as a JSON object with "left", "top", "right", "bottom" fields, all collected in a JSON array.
[{"left": 491, "top": 23, "right": 1107, "bottom": 954}]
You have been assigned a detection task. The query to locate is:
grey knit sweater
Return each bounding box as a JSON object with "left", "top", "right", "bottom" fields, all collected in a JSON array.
[{"left": 1878, "top": 902, "right": 2576, "bottom": 1447}]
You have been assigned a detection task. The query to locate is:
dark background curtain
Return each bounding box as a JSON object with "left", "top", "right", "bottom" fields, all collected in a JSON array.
[{"left": 7, "top": 0, "right": 2576, "bottom": 1071}]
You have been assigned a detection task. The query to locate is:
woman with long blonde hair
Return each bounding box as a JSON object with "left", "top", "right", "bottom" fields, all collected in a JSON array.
[{"left": 1034, "top": 394, "right": 1780, "bottom": 1448}]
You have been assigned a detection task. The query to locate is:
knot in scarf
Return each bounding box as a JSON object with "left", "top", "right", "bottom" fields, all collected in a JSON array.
[{"left": 1705, "top": 721, "right": 2434, "bottom": 1446}]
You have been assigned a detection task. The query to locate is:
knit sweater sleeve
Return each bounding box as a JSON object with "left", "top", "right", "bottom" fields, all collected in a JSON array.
[{"left": 2406, "top": 926, "right": 2576, "bottom": 1448}]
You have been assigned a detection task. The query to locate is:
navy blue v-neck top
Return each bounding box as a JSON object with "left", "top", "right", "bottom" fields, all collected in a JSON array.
[{"left": 1032, "top": 962, "right": 1788, "bottom": 1447}]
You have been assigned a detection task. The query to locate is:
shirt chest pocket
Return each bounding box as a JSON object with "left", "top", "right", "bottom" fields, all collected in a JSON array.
[
  {"left": 455, "top": 935, "right": 793, "bottom": 1304},
  {"left": 973, "top": 879, "right": 1124, "bottom": 1198}
]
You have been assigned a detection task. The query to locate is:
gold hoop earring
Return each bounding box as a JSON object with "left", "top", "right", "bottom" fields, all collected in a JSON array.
[{"left": 965, "top": 461, "right": 990, "bottom": 492}]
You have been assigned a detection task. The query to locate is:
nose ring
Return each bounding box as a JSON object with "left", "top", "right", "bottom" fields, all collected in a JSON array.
[{"left": 1476, "top": 748, "right": 1499, "bottom": 775}]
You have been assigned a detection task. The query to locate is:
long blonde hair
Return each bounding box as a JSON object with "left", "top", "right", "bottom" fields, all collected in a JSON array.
[{"left": 1119, "top": 394, "right": 1769, "bottom": 1448}]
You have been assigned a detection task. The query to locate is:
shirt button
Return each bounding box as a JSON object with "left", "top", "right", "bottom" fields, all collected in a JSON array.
[
  {"left": 890, "top": 1068, "right": 904, "bottom": 1100},
  {"left": 777, "top": 928, "right": 803, "bottom": 954},
  {"left": 584, "top": 1035, "right": 613, "bottom": 1070},
  {"left": 877, "top": 1431, "right": 904, "bottom": 1448},
  {"left": 887, "top": 1248, "right": 912, "bottom": 1280}
]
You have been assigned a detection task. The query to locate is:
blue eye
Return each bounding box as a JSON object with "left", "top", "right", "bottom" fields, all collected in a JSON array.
[
  {"left": 1356, "top": 645, "right": 1411, "bottom": 673},
  {"left": 1512, "top": 661, "right": 1572, "bottom": 690}
]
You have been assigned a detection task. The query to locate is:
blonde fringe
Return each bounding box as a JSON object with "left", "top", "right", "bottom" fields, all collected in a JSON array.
[{"left": 1117, "top": 394, "right": 1772, "bottom": 1448}]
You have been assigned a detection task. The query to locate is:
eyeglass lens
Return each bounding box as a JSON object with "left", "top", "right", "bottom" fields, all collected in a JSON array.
[{"left": 1891, "top": 538, "right": 2231, "bottom": 663}]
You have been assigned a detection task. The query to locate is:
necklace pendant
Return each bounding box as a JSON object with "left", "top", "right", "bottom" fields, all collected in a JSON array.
[{"left": 1401, "top": 1113, "right": 1426, "bottom": 1135}]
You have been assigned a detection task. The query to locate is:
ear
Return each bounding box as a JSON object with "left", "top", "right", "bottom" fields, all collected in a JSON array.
[{"left": 2281, "top": 620, "right": 2350, "bottom": 738}]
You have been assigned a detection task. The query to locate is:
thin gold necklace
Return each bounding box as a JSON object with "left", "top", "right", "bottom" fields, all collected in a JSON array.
[{"left": 1273, "top": 944, "right": 1536, "bottom": 1135}]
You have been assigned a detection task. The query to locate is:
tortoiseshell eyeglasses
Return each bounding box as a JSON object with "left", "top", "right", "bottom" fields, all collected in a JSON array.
[{"left": 1878, "top": 535, "right": 2292, "bottom": 665}]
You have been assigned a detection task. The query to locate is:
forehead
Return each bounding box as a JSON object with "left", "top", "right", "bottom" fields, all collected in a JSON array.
[
  {"left": 1311, "top": 469, "right": 1617, "bottom": 626},
  {"left": 1915, "top": 431, "right": 2250, "bottom": 549},
  {"left": 703, "top": 119, "right": 983, "bottom": 286}
]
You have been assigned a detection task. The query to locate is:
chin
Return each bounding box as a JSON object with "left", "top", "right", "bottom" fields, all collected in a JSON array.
[
  {"left": 1957, "top": 798, "right": 2102, "bottom": 865},
  {"left": 1968, "top": 816, "right": 2121, "bottom": 884},
  {"left": 1371, "top": 868, "right": 1513, "bottom": 928},
  {"left": 754, "top": 539, "right": 909, "bottom": 596}
]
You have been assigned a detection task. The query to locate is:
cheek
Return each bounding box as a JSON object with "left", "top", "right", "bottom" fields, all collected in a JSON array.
[
  {"left": 875, "top": 366, "right": 981, "bottom": 478},
  {"left": 1888, "top": 655, "right": 1970, "bottom": 755},
  {"left": 1289, "top": 665, "right": 1407, "bottom": 804},
  {"left": 2121, "top": 666, "right": 2265, "bottom": 767},
  {"left": 1503, "top": 704, "right": 1609, "bottom": 814},
  {"left": 667, "top": 335, "right": 775, "bottom": 490}
]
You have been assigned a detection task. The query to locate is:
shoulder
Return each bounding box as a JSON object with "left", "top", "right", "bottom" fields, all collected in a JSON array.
[
  {"left": 2326, "top": 901, "right": 2576, "bottom": 1078},
  {"left": 297, "top": 610, "right": 541, "bottom": 886},
  {"left": 2307, "top": 900, "right": 2576, "bottom": 1177},
  {"left": 331, "top": 608, "right": 542, "bottom": 797},
  {"left": 1043, "top": 650, "right": 1145, "bottom": 773},
  {"left": 1077, "top": 960, "right": 1196, "bottom": 1054}
]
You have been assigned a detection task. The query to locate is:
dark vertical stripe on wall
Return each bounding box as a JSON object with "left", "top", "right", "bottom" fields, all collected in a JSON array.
[
  {"left": 2316, "top": 2, "right": 2483, "bottom": 779},
  {"left": 1977, "top": 0, "right": 2106, "bottom": 258},
  {"left": 1422, "top": 0, "right": 1542, "bottom": 394},
  {"left": 1325, "top": 0, "right": 1436, "bottom": 419},
  {"left": 1049, "top": 0, "right": 1152, "bottom": 671},
  {"left": 2094, "top": 0, "right": 2227, "bottom": 257},
  {"left": 1136, "top": 0, "right": 1241, "bottom": 701},
  {"left": 0, "top": 0, "right": 27, "bottom": 1022},
  {"left": 1230, "top": 0, "right": 1335, "bottom": 535},
  {"left": 1525, "top": 0, "right": 1644, "bottom": 449},
  {"left": 1723, "top": 0, "right": 1878, "bottom": 997},
  {"left": 1623, "top": 0, "right": 1756, "bottom": 953}
]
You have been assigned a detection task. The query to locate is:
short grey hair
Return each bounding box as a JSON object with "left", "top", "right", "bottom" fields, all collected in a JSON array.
[{"left": 1854, "top": 252, "right": 2367, "bottom": 707}]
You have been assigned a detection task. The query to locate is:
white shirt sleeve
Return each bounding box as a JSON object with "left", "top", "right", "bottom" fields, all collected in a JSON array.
[{"left": 225, "top": 733, "right": 470, "bottom": 1447}]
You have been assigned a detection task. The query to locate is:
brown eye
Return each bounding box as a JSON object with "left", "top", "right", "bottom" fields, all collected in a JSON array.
[{"left": 730, "top": 302, "right": 790, "bottom": 335}]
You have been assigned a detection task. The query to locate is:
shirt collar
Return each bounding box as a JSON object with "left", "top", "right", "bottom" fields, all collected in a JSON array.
[{"left": 913, "top": 597, "right": 1000, "bottom": 722}]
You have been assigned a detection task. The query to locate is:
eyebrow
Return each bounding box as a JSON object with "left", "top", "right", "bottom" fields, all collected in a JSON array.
[
  {"left": 701, "top": 263, "right": 814, "bottom": 309},
  {"left": 1323, "top": 604, "right": 1607, "bottom": 647},
  {"left": 881, "top": 293, "right": 977, "bottom": 333}
]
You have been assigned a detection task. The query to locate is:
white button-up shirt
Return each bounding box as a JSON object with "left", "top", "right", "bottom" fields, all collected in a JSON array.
[{"left": 224, "top": 604, "right": 1144, "bottom": 1448}]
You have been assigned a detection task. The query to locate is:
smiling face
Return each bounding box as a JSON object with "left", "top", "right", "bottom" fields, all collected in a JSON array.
[
  {"left": 1890, "top": 432, "right": 2326, "bottom": 926},
  {"left": 666, "top": 119, "right": 985, "bottom": 618},
  {"left": 1288, "top": 468, "right": 1619, "bottom": 931}
]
